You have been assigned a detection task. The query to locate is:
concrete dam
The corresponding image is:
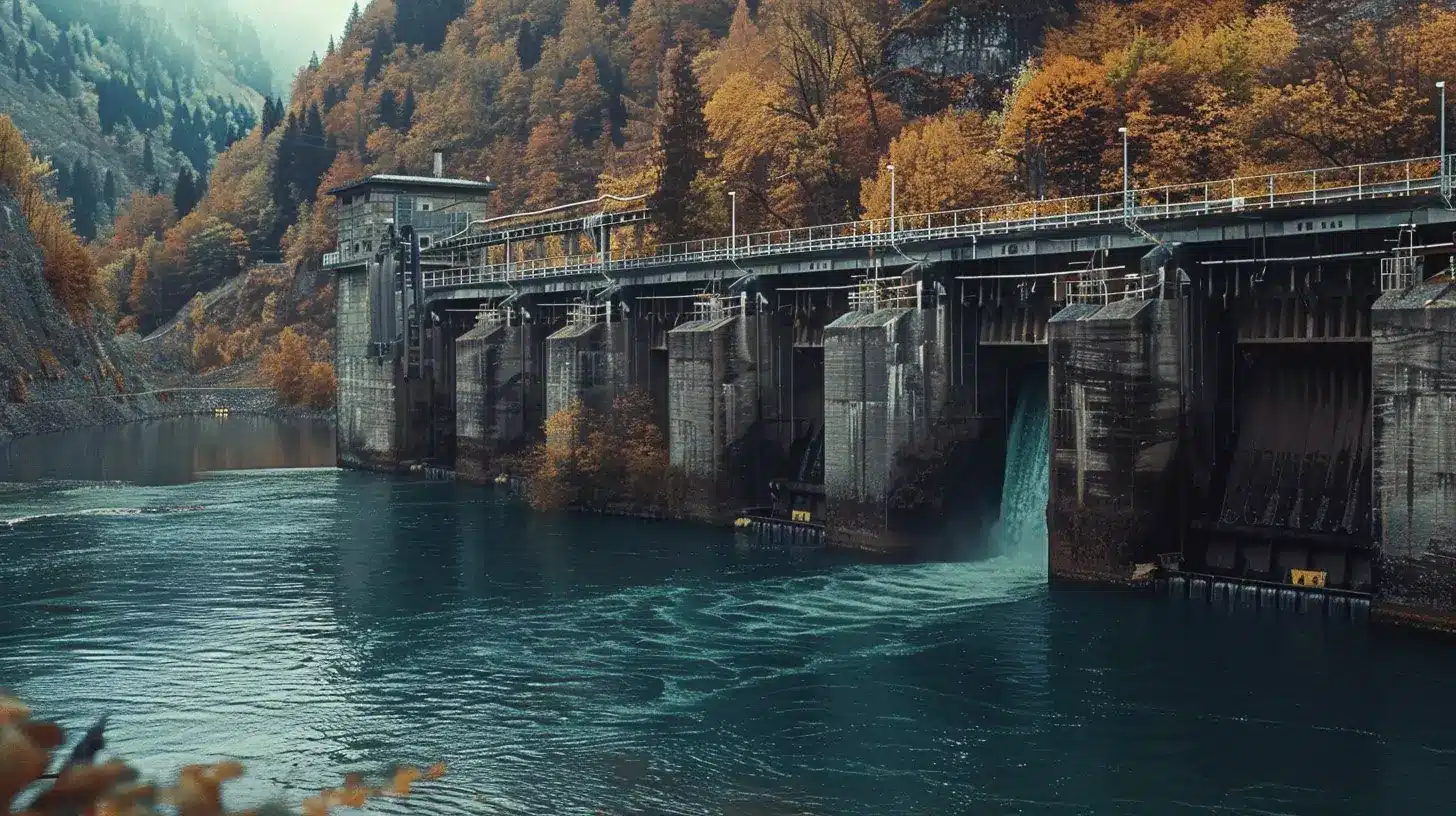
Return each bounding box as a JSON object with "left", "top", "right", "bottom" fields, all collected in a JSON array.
[{"left": 325, "top": 156, "right": 1456, "bottom": 634}]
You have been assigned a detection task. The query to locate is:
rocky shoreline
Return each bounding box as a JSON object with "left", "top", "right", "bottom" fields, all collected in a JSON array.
[{"left": 0, "top": 387, "right": 333, "bottom": 441}]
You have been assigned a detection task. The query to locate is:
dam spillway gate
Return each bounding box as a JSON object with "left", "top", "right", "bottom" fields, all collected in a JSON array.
[{"left": 326, "top": 158, "right": 1456, "bottom": 633}]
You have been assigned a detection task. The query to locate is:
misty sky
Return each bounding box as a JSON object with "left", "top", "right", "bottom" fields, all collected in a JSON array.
[{"left": 229, "top": 0, "right": 358, "bottom": 82}]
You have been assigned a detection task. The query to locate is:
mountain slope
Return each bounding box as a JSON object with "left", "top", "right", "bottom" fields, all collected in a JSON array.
[{"left": 0, "top": 0, "right": 269, "bottom": 241}]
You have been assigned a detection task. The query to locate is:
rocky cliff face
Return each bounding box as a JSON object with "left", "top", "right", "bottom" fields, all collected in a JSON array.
[{"left": 0, "top": 188, "right": 162, "bottom": 438}]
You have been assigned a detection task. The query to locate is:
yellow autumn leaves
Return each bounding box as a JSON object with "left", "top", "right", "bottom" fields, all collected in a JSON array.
[{"left": 1, "top": 694, "right": 445, "bottom": 816}]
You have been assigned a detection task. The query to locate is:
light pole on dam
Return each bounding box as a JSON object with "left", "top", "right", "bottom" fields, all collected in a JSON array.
[{"left": 325, "top": 149, "right": 1456, "bottom": 635}]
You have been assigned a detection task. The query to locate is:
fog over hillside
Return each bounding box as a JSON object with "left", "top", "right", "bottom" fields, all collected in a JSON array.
[{"left": 229, "top": 0, "right": 357, "bottom": 85}]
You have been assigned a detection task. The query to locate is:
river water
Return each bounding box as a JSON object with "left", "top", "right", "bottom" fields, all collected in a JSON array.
[{"left": 2, "top": 415, "right": 1455, "bottom": 815}]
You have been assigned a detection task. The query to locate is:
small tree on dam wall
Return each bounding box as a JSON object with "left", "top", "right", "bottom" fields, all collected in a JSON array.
[{"left": 516, "top": 389, "right": 686, "bottom": 515}]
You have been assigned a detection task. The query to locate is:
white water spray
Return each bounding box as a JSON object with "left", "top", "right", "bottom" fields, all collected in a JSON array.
[{"left": 990, "top": 376, "right": 1050, "bottom": 565}]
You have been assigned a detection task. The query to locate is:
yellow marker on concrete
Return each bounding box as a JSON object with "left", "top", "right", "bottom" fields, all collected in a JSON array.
[
  {"left": 1290, "top": 569, "right": 1327, "bottom": 588},
  {"left": 791, "top": 510, "right": 812, "bottom": 523}
]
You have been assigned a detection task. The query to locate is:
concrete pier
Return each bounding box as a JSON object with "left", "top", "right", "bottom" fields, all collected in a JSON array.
[
  {"left": 454, "top": 317, "right": 545, "bottom": 482},
  {"left": 335, "top": 267, "right": 405, "bottom": 470},
  {"left": 1372, "top": 281, "right": 1456, "bottom": 631},
  {"left": 667, "top": 312, "right": 763, "bottom": 519},
  {"left": 545, "top": 318, "right": 647, "bottom": 419},
  {"left": 1048, "top": 296, "right": 1182, "bottom": 582},
  {"left": 822, "top": 304, "right": 947, "bottom": 549}
]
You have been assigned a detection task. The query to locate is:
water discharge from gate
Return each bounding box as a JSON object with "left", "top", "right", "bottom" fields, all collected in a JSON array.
[{"left": 991, "top": 374, "right": 1050, "bottom": 567}]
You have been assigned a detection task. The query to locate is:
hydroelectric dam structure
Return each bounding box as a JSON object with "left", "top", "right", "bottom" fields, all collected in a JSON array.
[{"left": 326, "top": 154, "right": 1456, "bottom": 634}]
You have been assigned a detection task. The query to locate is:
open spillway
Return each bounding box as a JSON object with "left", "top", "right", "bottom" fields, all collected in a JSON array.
[{"left": 991, "top": 375, "right": 1050, "bottom": 565}]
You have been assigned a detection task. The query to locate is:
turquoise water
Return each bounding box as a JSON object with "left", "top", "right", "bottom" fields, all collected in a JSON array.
[{"left": 2, "top": 416, "right": 1455, "bottom": 814}]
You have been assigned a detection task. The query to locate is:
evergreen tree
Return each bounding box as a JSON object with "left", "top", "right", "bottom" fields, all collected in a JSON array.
[
  {"left": 11, "top": 0, "right": 19, "bottom": 26},
  {"left": 378, "top": 88, "right": 398, "bottom": 129},
  {"left": 69, "top": 159, "right": 99, "bottom": 240},
  {"left": 173, "top": 165, "right": 199, "bottom": 217},
  {"left": 364, "top": 28, "right": 391, "bottom": 84},
  {"left": 516, "top": 20, "right": 541, "bottom": 70},
  {"left": 12, "top": 42, "right": 24, "bottom": 80},
  {"left": 395, "top": 0, "right": 465, "bottom": 51},
  {"left": 327, "top": 36, "right": 335, "bottom": 57},
  {"left": 401, "top": 87, "right": 416, "bottom": 130},
  {"left": 651, "top": 45, "right": 709, "bottom": 242},
  {"left": 308, "top": 51, "right": 320, "bottom": 71},
  {"left": 103, "top": 168, "right": 116, "bottom": 209},
  {"left": 142, "top": 137, "right": 155, "bottom": 174},
  {"left": 261, "top": 97, "right": 281, "bottom": 138},
  {"left": 148, "top": 176, "right": 161, "bottom": 196},
  {"left": 344, "top": 2, "right": 361, "bottom": 39}
]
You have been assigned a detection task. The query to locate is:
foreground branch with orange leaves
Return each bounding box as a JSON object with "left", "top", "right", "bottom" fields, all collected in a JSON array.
[{"left": 1, "top": 695, "right": 444, "bottom": 816}]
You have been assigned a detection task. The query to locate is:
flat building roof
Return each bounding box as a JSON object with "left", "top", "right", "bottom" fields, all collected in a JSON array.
[{"left": 328, "top": 174, "right": 497, "bottom": 198}]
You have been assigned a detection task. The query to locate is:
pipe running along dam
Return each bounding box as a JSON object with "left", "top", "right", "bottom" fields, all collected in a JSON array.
[{"left": 324, "top": 153, "right": 1456, "bottom": 633}]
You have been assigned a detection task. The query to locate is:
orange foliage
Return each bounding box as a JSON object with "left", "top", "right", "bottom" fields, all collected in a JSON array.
[
  {"left": 259, "top": 327, "right": 336, "bottom": 409},
  {"left": 0, "top": 693, "right": 445, "bottom": 816},
  {"left": 0, "top": 116, "right": 97, "bottom": 320},
  {"left": 1000, "top": 55, "right": 1119, "bottom": 196},
  {"left": 109, "top": 193, "right": 178, "bottom": 255},
  {"left": 522, "top": 389, "right": 682, "bottom": 512}
]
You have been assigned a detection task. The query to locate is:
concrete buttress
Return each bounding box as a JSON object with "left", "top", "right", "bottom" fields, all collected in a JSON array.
[
  {"left": 668, "top": 313, "right": 763, "bottom": 520},
  {"left": 1048, "top": 297, "right": 1182, "bottom": 582},
  {"left": 1372, "top": 281, "right": 1456, "bottom": 631},
  {"left": 822, "top": 305, "right": 948, "bottom": 548},
  {"left": 335, "top": 267, "right": 404, "bottom": 470},
  {"left": 454, "top": 319, "right": 545, "bottom": 482}
]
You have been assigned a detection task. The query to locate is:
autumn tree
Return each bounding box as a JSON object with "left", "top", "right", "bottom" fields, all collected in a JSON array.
[
  {"left": 1000, "top": 55, "right": 1119, "bottom": 196},
  {"left": 0, "top": 115, "right": 96, "bottom": 319},
  {"left": 651, "top": 45, "right": 709, "bottom": 242},
  {"left": 861, "top": 110, "right": 1011, "bottom": 217}
]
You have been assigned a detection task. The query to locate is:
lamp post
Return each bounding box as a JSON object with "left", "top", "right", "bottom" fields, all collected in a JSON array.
[
  {"left": 887, "top": 163, "right": 897, "bottom": 243},
  {"left": 728, "top": 190, "right": 737, "bottom": 260},
  {"left": 1440, "top": 81, "right": 1449, "bottom": 199},
  {"left": 1119, "top": 126, "right": 1130, "bottom": 218}
]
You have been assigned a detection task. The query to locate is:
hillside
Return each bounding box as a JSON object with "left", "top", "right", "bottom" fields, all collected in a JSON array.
[
  {"left": 0, "top": 0, "right": 269, "bottom": 244},
  {"left": 76, "top": 0, "right": 1456, "bottom": 417}
]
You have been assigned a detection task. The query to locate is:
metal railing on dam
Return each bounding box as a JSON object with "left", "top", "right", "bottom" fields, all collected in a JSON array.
[{"left": 421, "top": 155, "right": 1447, "bottom": 290}]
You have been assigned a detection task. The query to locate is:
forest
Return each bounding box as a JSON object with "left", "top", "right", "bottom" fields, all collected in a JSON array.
[{"left": 11, "top": 0, "right": 1456, "bottom": 409}]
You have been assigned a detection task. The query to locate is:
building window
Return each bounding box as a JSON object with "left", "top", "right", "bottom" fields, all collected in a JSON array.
[
  {"left": 343, "top": 195, "right": 353, "bottom": 206},
  {"left": 353, "top": 242, "right": 361, "bottom": 253},
  {"left": 363, "top": 240, "right": 372, "bottom": 252},
  {"left": 420, "top": 202, "right": 432, "bottom": 212},
  {"left": 419, "top": 236, "right": 432, "bottom": 249}
]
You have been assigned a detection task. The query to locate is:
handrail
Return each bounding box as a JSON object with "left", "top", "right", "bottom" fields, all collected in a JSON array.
[{"left": 421, "top": 156, "right": 1443, "bottom": 291}]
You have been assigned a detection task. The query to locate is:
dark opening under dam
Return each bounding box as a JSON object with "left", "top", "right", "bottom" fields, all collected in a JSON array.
[{"left": 329, "top": 166, "right": 1456, "bottom": 634}]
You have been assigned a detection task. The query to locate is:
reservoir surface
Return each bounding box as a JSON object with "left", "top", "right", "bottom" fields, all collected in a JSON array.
[{"left": 1, "top": 416, "right": 1453, "bottom": 814}]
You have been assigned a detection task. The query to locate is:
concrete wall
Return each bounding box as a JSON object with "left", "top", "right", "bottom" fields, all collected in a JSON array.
[
  {"left": 1048, "top": 298, "right": 1182, "bottom": 582},
  {"left": 668, "top": 315, "right": 762, "bottom": 518},
  {"left": 822, "top": 305, "right": 947, "bottom": 549},
  {"left": 545, "top": 319, "right": 649, "bottom": 419},
  {"left": 454, "top": 320, "right": 542, "bottom": 482},
  {"left": 1372, "top": 281, "right": 1456, "bottom": 631},
  {"left": 336, "top": 269, "right": 402, "bottom": 470}
]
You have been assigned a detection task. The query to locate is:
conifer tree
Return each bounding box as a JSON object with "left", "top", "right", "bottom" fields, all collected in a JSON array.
[
  {"left": 142, "top": 137, "right": 155, "bottom": 174},
  {"left": 378, "top": 88, "right": 398, "bottom": 129},
  {"left": 364, "top": 29, "right": 391, "bottom": 84},
  {"left": 400, "top": 87, "right": 416, "bottom": 131},
  {"left": 344, "top": 2, "right": 361, "bottom": 39},
  {"left": 327, "top": 36, "right": 335, "bottom": 57},
  {"left": 651, "top": 45, "right": 708, "bottom": 242},
  {"left": 103, "top": 168, "right": 116, "bottom": 210},
  {"left": 173, "top": 165, "right": 199, "bottom": 217},
  {"left": 11, "top": 0, "right": 19, "bottom": 26}
]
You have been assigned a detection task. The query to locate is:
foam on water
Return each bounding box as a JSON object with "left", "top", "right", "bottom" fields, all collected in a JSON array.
[{"left": 989, "top": 375, "right": 1051, "bottom": 568}]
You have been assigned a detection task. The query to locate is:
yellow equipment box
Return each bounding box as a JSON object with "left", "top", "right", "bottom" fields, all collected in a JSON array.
[
  {"left": 791, "top": 510, "right": 812, "bottom": 523},
  {"left": 1290, "top": 569, "right": 1327, "bottom": 588}
]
